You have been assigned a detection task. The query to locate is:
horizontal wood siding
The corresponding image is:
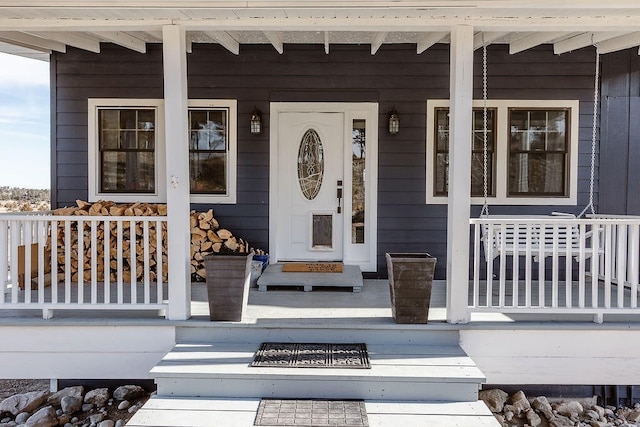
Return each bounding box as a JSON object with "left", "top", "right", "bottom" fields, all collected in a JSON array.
[{"left": 54, "top": 43, "right": 601, "bottom": 277}]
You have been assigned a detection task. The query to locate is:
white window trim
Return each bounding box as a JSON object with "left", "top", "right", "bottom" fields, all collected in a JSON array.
[
  {"left": 88, "top": 98, "right": 237, "bottom": 204},
  {"left": 188, "top": 99, "right": 237, "bottom": 204},
  {"left": 426, "top": 99, "right": 579, "bottom": 206},
  {"left": 88, "top": 98, "right": 167, "bottom": 203}
]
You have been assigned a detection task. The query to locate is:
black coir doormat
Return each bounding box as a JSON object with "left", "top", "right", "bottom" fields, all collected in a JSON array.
[
  {"left": 254, "top": 399, "right": 369, "bottom": 427},
  {"left": 251, "top": 343, "right": 370, "bottom": 369}
]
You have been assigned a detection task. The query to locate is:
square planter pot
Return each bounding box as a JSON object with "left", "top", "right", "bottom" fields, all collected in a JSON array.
[
  {"left": 385, "top": 253, "right": 437, "bottom": 324},
  {"left": 204, "top": 253, "right": 252, "bottom": 321}
]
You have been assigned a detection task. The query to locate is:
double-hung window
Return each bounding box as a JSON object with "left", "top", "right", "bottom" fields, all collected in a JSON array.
[
  {"left": 426, "top": 99, "right": 578, "bottom": 205},
  {"left": 88, "top": 99, "right": 237, "bottom": 204}
]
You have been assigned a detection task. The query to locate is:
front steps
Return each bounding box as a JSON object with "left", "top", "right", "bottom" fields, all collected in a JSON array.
[{"left": 129, "top": 325, "right": 497, "bottom": 426}]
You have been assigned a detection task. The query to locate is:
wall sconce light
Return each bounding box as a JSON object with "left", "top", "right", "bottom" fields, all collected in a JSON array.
[
  {"left": 388, "top": 107, "right": 400, "bottom": 134},
  {"left": 250, "top": 107, "right": 262, "bottom": 135}
]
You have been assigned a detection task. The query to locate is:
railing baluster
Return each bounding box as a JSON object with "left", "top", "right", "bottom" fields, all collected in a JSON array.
[
  {"left": 91, "top": 220, "right": 98, "bottom": 305},
  {"left": 578, "top": 223, "right": 586, "bottom": 309},
  {"left": 37, "top": 220, "right": 45, "bottom": 305},
  {"left": 538, "top": 223, "right": 545, "bottom": 308},
  {"left": 551, "top": 224, "right": 559, "bottom": 308},
  {"left": 77, "top": 219, "right": 84, "bottom": 304},
  {"left": 104, "top": 220, "right": 110, "bottom": 304},
  {"left": 156, "top": 219, "right": 163, "bottom": 304},
  {"left": 604, "top": 224, "right": 612, "bottom": 309},
  {"left": 10, "top": 220, "right": 20, "bottom": 304},
  {"left": 525, "top": 224, "right": 532, "bottom": 308},
  {"left": 512, "top": 224, "right": 519, "bottom": 308},
  {"left": 64, "top": 220, "right": 71, "bottom": 304},
  {"left": 565, "top": 220, "right": 573, "bottom": 308},
  {"left": 130, "top": 220, "right": 137, "bottom": 305},
  {"left": 499, "top": 222, "right": 506, "bottom": 308},
  {"left": 629, "top": 224, "right": 639, "bottom": 309},
  {"left": 143, "top": 220, "right": 150, "bottom": 305},
  {"left": 486, "top": 223, "right": 494, "bottom": 307},
  {"left": 24, "top": 220, "right": 32, "bottom": 304},
  {"left": 617, "top": 224, "right": 627, "bottom": 308},
  {"left": 117, "top": 221, "right": 123, "bottom": 305},
  {"left": 591, "top": 222, "right": 600, "bottom": 309},
  {"left": 51, "top": 220, "right": 58, "bottom": 304}
]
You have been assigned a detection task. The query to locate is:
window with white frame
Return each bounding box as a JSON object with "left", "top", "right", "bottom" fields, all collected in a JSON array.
[
  {"left": 87, "top": 99, "right": 237, "bottom": 204},
  {"left": 426, "top": 99, "right": 579, "bottom": 205}
]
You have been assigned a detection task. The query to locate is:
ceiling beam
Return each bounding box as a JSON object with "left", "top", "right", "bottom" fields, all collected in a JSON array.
[
  {"left": 416, "top": 32, "right": 447, "bottom": 54},
  {"left": 91, "top": 31, "right": 146, "bottom": 53},
  {"left": 0, "top": 31, "right": 65, "bottom": 52},
  {"left": 509, "top": 31, "right": 567, "bottom": 54},
  {"left": 473, "top": 31, "right": 508, "bottom": 50},
  {"left": 554, "top": 31, "right": 629, "bottom": 54},
  {"left": 263, "top": 31, "right": 283, "bottom": 54},
  {"left": 324, "top": 31, "right": 329, "bottom": 54},
  {"left": 203, "top": 30, "right": 239, "bottom": 55},
  {"left": 597, "top": 32, "right": 640, "bottom": 54},
  {"left": 371, "top": 31, "right": 387, "bottom": 55},
  {"left": 28, "top": 31, "right": 100, "bottom": 52}
]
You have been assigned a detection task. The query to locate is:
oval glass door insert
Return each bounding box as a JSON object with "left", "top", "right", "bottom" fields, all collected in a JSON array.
[{"left": 297, "top": 129, "right": 324, "bottom": 200}]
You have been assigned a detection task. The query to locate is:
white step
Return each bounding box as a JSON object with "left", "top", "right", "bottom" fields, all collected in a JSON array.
[
  {"left": 127, "top": 396, "right": 500, "bottom": 427},
  {"left": 152, "top": 343, "right": 485, "bottom": 402},
  {"left": 175, "top": 324, "right": 461, "bottom": 346}
]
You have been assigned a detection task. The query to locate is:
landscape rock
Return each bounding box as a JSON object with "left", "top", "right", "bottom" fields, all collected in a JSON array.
[
  {"left": 627, "top": 409, "right": 640, "bottom": 422},
  {"left": 548, "top": 414, "right": 575, "bottom": 427},
  {"left": 48, "top": 386, "right": 84, "bottom": 406},
  {"left": 113, "top": 385, "right": 145, "bottom": 401},
  {"left": 555, "top": 400, "right": 584, "bottom": 417},
  {"left": 84, "top": 388, "right": 109, "bottom": 407},
  {"left": 479, "top": 388, "right": 509, "bottom": 413},
  {"left": 0, "top": 390, "right": 49, "bottom": 416},
  {"left": 509, "top": 390, "right": 531, "bottom": 415},
  {"left": 90, "top": 413, "right": 105, "bottom": 424},
  {"left": 82, "top": 403, "right": 94, "bottom": 412},
  {"left": 14, "top": 412, "right": 29, "bottom": 424},
  {"left": 526, "top": 408, "right": 542, "bottom": 426},
  {"left": 115, "top": 420, "right": 124, "bottom": 427},
  {"left": 98, "top": 421, "right": 115, "bottom": 427},
  {"left": 61, "top": 395, "right": 83, "bottom": 414},
  {"left": 117, "top": 400, "right": 130, "bottom": 410},
  {"left": 24, "top": 406, "right": 57, "bottom": 427},
  {"left": 533, "top": 395, "right": 554, "bottom": 420}
]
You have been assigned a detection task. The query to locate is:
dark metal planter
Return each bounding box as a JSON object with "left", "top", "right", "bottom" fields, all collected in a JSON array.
[
  {"left": 204, "top": 253, "right": 252, "bottom": 321},
  {"left": 385, "top": 253, "right": 437, "bottom": 324}
]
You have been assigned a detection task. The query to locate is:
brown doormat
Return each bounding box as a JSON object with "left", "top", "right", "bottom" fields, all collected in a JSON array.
[
  {"left": 252, "top": 343, "right": 370, "bottom": 369},
  {"left": 282, "top": 262, "right": 343, "bottom": 273},
  {"left": 254, "top": 399, "right": 369, "bottom": 426}
]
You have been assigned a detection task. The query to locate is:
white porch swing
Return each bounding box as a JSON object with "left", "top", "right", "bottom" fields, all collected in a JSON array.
[{"left": 478, "top": 44, "right": 602, "bottom": 263}]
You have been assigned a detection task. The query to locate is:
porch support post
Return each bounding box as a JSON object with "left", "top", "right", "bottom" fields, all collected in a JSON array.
[
  {"left": 162, "top": 24, "right": 191, "bottom": 320},
  {"left": 446, "top": 24, "right": 474, "bottom": 324}
]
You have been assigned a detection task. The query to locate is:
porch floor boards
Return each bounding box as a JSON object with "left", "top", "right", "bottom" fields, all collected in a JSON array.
[{"left": 126, "top": 397, "right": 499, "bottom": 427}]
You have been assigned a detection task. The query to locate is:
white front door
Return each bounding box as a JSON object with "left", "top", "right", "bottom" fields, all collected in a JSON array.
[
  {"left": 276, "top": 112, "right": 344, "bottom": 261},
  {"left": 270, "top": 103, "right": 379, "bottom": 271}
]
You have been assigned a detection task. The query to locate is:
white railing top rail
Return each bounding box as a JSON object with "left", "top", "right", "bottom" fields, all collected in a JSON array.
[
  {"left": 0, "top": 214, "right": 167, "bottom": 221},
  {"left": 471, "top": 216, "right": 640, "bottom": 225}
]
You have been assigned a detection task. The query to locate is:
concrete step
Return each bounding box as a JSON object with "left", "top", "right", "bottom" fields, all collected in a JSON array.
[
  {"left": 127, "top": 396, "right": 500, "bottom": 427},
  {"left": 152, "top": 342, "right": 485, "bottom": 402}
]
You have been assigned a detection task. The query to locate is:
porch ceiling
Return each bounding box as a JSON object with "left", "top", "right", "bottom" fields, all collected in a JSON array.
[{"left": 1, "top": 1, "right": 640, "bottom": 60}]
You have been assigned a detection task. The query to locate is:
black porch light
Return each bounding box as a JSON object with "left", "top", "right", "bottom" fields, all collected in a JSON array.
[
  {"left": 250, "top": 107, "right": 262, "bottom": 135},
  {"left": 388, "top": 107, "right": 400, "bottom": 134}
]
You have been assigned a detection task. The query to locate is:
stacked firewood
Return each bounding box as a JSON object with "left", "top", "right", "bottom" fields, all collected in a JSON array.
[
  {"left": 49, "top": 200, "right": 264, "bottom": 283},
  {"left": 189, "top": 209, "right": 266, "bottom": 280}
]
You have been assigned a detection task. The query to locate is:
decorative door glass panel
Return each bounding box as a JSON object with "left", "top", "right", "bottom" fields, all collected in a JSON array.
[
  {"left": 297, "top": 129, "right": 324, "bottom": 200},
  {"left": 352, "top": 119, "right": 366, "bottom": 244},
  {"left": 312, "top": 214, "right": 333, "bottom": 249}
]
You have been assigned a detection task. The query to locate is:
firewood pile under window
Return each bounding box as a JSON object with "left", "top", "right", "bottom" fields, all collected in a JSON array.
[{"left": 49, "top": 200, "right": 265, "bottom": 283}]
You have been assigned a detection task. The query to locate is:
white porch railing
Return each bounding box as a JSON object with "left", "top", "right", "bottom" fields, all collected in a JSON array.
[
  {"left": 470, "top": 216, "right": 640, "bottom": 322},
  {"left": 0, "top": 212, "right": 168, "bottom": 319}
]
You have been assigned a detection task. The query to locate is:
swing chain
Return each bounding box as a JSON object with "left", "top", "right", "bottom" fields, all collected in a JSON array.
[
  {"left": 579, "top": 48, "right": 599, "bottom": 218},
  {"left": 480, "top": 41, "right": 490, "bottom": 217}
]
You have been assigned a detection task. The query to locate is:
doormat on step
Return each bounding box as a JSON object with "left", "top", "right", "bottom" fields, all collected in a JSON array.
[
  {"left": 281, "top": 262, "right": 343, "bottom": 273},
  {"left": 254, "top": 399, "right": 369, "bottom": 427},
  {"left": 251, "top": 342, "right": 370, "bottom": 369}
]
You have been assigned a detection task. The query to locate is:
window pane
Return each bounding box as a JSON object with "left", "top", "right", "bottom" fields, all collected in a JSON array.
[
  {"left": 119, "top": 110, "right": 136, "bottom": 129},
  {"left": 101, "top": 152, "right": 155, "bottom": 192},
  {"left": 435, "top": 153, "right": 448, "bottom": 196},
  {"left": 508, "top": 109, "right": 569, "bottom": 197},
  {"left": 471, "top": 154, "right": 492, "bottom": 196},
  {"left": 98, "top": 107, "right": 157, "bottom": 194},
  {"left": 352, "top": 119, "right": 366, "bottom": 244},
  {"left": 101, "top": 110, "right": 119, "bottom": 130},
  {"left": 101, "top": 130, "right": 119, "bottom": 150},
  {"left": 190, "top": 153, "right": 227, "bottom": 194}
]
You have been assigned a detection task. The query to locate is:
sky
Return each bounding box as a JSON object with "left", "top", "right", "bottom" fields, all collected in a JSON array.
[{"left": 0, "top": 52, "right": 50, "bottom": 189}]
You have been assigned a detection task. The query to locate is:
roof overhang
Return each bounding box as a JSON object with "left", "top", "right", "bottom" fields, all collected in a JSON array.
[{"left": 1, "top": 1, "right": 640, "bottom": 60}]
